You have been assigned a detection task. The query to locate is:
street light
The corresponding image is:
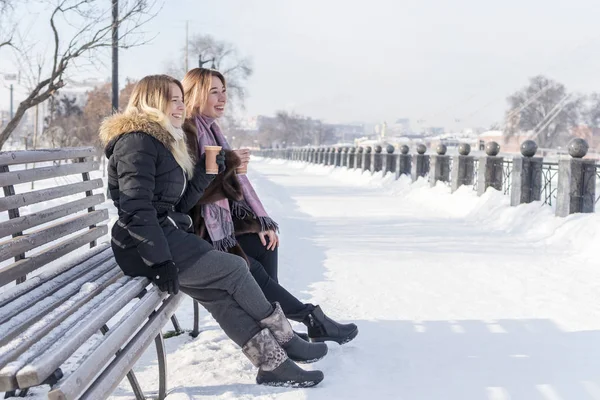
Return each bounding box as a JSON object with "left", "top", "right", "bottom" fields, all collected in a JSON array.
[{"left": 0, "top": 73, "right": 18, "bottom": 119}]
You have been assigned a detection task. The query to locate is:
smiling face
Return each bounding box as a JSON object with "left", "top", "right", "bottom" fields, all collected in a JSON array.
[
  {"left": 167, "top": 83, "right": 185, "bottom": 128},
  {"left": 200, "top": 75, "right": 227, "bottom": 119}
]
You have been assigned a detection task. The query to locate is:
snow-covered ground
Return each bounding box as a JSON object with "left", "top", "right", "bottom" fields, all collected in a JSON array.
[
  {"left": 104, "top": 158, "right": 600, "bottom": 400},
  {"left": 4, "top": 156, "right": 600, "bottom": 399}
]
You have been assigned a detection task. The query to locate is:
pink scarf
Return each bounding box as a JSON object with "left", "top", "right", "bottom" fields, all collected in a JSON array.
[{"left": 195, "top": 115, "right": 278, "bottom": 251}]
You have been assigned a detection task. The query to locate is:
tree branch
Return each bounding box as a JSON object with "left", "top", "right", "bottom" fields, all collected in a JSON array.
[{"left": 0, "top": 0, "right": 158, "bottom": 149}]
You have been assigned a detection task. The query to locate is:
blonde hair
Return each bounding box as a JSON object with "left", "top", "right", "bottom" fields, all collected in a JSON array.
[
  {"left": 182, "top": 68, "right": 226, "bottom": 117},
  {"left": 125, "top": 75, "right": 194, "bottom": 176}
]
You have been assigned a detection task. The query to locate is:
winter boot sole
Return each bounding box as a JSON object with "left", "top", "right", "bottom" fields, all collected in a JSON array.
[
  {"left": 310, "top": 326, "right": 358, "bottom": 345},
  {"left": 256, "top": 360, "right": 324, "bottom": 388},
  {"left": 256, "top": 377, "right": 323, "bottom": 388},
  {"left": 292, "top": 352, "right": 327, "bottom": 364}
]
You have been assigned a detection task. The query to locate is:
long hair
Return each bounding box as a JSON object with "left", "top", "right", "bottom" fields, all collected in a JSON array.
[
  {"left": 182, "top": 68, "right": 226, "bottom": 117},
  {"left": 126, "top": 75, "right": 194, "bottom": 176}
]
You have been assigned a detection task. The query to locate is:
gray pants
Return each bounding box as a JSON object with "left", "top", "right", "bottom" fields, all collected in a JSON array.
[{"left": 178, "top": 250, "right": 274, "bottom": 346}]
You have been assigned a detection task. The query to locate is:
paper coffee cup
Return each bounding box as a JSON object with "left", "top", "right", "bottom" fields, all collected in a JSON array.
[
  {"left": 205, "top": 145, "right": 222, "bottom": 174},
  {"left": 236, "top": 163, "right": 248, "bottom": 175}
]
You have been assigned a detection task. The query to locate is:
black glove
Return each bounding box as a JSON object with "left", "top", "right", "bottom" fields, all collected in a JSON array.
[
  {"left": 151, "top": 261, "right": 180, "bottom": 295},
  {"left": 216, "top": 150, "right": 226, "bottom": 173}
]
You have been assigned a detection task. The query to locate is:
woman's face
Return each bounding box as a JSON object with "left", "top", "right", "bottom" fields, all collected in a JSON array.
[
  {"left": 200, "top": 76, "right": 226, "bottom": 118},
  {"left": 167, "top": 83, "right": 185, "bottom": 128}
]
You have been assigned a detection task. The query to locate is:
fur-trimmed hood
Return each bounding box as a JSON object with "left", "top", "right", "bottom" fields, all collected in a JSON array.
[{"left": 100, "top": 110, "right": 195, "bottom": 176}]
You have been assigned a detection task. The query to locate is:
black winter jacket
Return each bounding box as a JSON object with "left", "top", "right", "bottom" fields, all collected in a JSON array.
[{"left": 100, "top": 111, "right": 214, "bottom": 278}]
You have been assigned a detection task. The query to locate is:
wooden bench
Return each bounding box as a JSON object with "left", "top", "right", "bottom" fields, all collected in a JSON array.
[{"left": 0, "top": 148, "right": 182, "bottom": 400}]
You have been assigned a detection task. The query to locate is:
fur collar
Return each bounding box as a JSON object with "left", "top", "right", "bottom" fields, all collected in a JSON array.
[{"left": 100, "top": 110, "right": 195, "bottom": 176}]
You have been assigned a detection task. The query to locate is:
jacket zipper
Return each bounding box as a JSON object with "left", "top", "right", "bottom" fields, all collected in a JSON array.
[
  {"left": 178, "top": 168, "right": 187, "bottom": 201},
  {"left": 166, "top": 216, "right": 178, "bottom": 228},
  {"left": 164, "top": 169, "right": 188, "bottom": 230}
]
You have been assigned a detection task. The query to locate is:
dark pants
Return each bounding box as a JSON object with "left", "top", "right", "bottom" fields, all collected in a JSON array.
[
  {"left": 237, "top": 233, "right": 313, "bottom": 322},
  {"left": 177, "top": 249, "right": 273, "bottom": 347}
]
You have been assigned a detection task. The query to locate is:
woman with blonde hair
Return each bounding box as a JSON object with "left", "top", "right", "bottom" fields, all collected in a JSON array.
[
  {"left": 100, "top": 74, "right": 325, "bottom": 387},
  {"left": 183, "top": 68, "right": 358, "bottom": 345}
]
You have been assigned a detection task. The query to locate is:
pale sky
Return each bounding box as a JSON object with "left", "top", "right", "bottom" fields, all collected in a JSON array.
[{"left": 2, "top": 0, "right": 600, "bottom": 131}]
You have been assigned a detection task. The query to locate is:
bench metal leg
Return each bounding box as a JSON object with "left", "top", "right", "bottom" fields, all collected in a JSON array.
[
  {"left": 191, "top": 300, "right": 200, "bottom": 338},
  {"left": 154, "top": 333, "right": 167, "bottom": 400},
  {"left": 170, "top": 315, "right": 183, "bottom": 334},
  {"left": 3, "top": 388, "right": 29, "bottom": 398},
  {"left": 101, "top": 325, "right": 146, "bottom": 400}
]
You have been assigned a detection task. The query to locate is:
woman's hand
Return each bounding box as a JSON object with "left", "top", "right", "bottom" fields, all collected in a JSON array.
[
  {"left": 258, "top": 230, "right": 279, "bottom": 251},
  {"left": 233, "top": 148, "right": 251, "bottom": 165}
]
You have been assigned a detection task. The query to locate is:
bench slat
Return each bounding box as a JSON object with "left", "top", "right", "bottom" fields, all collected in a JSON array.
[
  {"left": 0, "top": 161, "right": 99, "bottom": 187},
  {"left": 0, "top": 243, "right": 111, "bottom": 308},
  {"left": 0, "top": 178, "right": 103, "bottom": 213},
  {"left": 48, "top": 284, "right": 161, "bottom": 400},
  {"left": 0, "top": 148, "right": 97, "bottom": 166},
  {"left": 0, "top": 271, "right": 126, "bottom": 391},
  {"left": 78, "top": 294, "right": 182, "bottom": 400},
  {"left": 0, "top": 259, "right": 119, "bottom": 348},
  {"left": 0, "top": 226, "right": 108, "bottom": 288},
  {"left": 0, "top": 209, "right": 108, "bottom": 263},
  {"left": 15, "top": 277, "right": 148, "bottom": 389},
  {"left": 0, "top": 245, "right": 114, "bottom": 324},
  {"left": 0, "top": 194, "right": 106, "bottom": 238}
]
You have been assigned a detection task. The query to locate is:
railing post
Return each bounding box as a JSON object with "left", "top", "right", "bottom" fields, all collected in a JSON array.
[
  {"left": 335, "top": 147, "right": 343, "bottom": 167},
  {"left": 342, "top": 147, "right": 350, "bottom": 167},
  {"left": 372, "top": 145, "right": 383, "bottom": 174},
  {"left": 384, "top": 145, "right": 396, "bottom": 175},
  {"left": 429, "top": 144, "right": 450, "bottom": 187},
  {"left": 397, "top": 144, "right": 411, "bottom": 178},
  {"left": 451, "top": 143, "right": 475, "bottom": 193},
  {"left": 349, "top": 147, "right": 357, "bottom": 168},
  {"left": 511, "top": 140, "right": 543, "bottom": 206},
  {"left": 556, "top": 138, "right": 596, "bottom": 217},
  {"left": 356, "top": 147, "right": 364, "bottom": 170},
  {"left": 411, "top": 144, "right": 429, "bottom": 182},
  {"left": 363, "top": 146, "right": 372, "bottom": 172},
  {"left": 477, "top": 141, "right": 503, "bottom": 196}
]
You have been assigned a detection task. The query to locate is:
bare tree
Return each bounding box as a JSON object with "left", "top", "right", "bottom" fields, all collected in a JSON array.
[
  {"left": 0, "top": 0, "right": 158, "bottom": 150},
  {"left": 584, "top": 93, "right": 600, "bottom": 128},
  {"left": 256, "top": 111, "right": 333, "bottom": 147},
  {"left": 0, "top": 0, "right": 15, "bottom": 50},
  {"left": 166, "top": 34, "right": 253, "bottom": 115},
  {"left": 504, "top": 75, "right": 581, "bottom": 148},
  {"left": 43, "top": 93, "right": 85, "bottom": 148}
]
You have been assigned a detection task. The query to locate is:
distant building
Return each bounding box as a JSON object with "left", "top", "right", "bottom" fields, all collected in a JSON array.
[
  {"left": 394, "top": 118, "right": 411, "bottom": 134},
  {"left": 423, "top": 127, "right": 445, "bottom": 136},
  {"left": 325, "top": 123, "right": 364, "bottom": 142}
]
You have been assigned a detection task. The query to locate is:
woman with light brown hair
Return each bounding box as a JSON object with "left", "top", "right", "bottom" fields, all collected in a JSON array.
[
  {"left": 182, "top": 68, "right": 358, "bottom": 345},
  {"left": 101, "top": 74, "right": 325, "bottom": 388}
]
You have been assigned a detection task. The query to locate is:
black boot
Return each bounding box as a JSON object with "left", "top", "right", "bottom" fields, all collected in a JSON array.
[
  {"left": 260, "top": 303, "right": 328, "bottom": 364},
  {"left": 304, "top": 305, "right": 358, "bottom": 345},
  {"left": 294, "top": 330, "right": 310, "bottom": 341},
  {"left": 243, "top": 328, "right": 324, "bottom": 387}
]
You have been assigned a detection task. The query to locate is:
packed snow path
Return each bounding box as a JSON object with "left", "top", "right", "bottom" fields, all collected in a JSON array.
[{"left": 109, "top": 158, "right": 600, "bottom": 400}]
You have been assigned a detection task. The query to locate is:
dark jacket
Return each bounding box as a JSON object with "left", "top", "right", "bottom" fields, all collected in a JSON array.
[
  {"left": 100, "top": 111, "right": 214, "bottom": 278},
  {"left": 183, "top": 119, "right": 263, "bottom": 265}
]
